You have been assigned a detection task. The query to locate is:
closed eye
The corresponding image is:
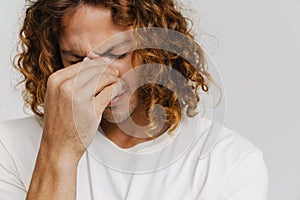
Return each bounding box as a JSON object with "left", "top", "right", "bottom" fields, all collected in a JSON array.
[
  {"left": 105, "top": 52, "right": 128, "bottom": 59},
  {"left": 67, "top": 57, "right": 84, "bottom": 65},
  {"left": 69, "top": 60, "right": 82, "bottom": 65}
]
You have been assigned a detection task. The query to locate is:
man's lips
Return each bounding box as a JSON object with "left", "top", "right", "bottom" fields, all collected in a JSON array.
[
  {"left": 107, "top": 90, "right": 127, "bottom": 107},
  {"left": 107, "top": 80, "right": 128, "bottom": 107}
]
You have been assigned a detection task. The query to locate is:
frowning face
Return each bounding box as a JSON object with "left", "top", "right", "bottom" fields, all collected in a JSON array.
[{"left": 58, "top": 4, "right": 140, "bottom": 124}]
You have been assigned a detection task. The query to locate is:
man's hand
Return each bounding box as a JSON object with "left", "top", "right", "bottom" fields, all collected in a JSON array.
[
  {"left": 26, "top": 58, "right": 122, "bottom": 200},
  {"left": 41, "top": 58, "right": 121, "bottom": 162}
]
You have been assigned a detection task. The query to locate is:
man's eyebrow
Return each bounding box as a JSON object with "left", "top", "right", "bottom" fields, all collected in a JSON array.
[
  {"left": 61, "top": 51, "right": 85, "bottom": 58},
  {"left": 60, "top": 40, "right": 132, "bottom": 58},
  {"left": 96, "top": 40, "right": 132, "bottom": 56}
]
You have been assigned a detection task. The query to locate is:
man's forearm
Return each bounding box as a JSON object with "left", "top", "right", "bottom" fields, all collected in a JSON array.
[{"left": 26, "top": 143, "right": 79, "bottom": 200}]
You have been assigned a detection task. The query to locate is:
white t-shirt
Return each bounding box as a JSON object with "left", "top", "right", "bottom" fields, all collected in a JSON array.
[{"left": 0, "top": 114, "right": 268, "bottom": 200}]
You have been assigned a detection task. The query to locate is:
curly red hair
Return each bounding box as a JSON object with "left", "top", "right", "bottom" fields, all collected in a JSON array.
[{"left": 14, "top": 0, "right": 212, "bottom": 134}]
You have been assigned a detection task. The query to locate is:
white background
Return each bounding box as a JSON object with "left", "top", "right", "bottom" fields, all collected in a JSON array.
[{"left": 0, "top": 0, "right": 299, "bottom": 199}]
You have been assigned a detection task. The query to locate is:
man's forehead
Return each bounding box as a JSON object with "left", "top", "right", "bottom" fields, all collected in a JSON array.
[
  {"left": 60, "top": 4, "right": 112, "bottom": 30},
  {"left": 58, "top": 4, "right": 134, "bottom": 54}
]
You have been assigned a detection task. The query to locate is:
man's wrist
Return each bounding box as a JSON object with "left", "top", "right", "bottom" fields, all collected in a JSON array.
[
  {"left": 37, "top": 141, "right": 80, "bottom": 173},
  {"left": 26, "top": 146, "right": 78, "bottom": 200}
]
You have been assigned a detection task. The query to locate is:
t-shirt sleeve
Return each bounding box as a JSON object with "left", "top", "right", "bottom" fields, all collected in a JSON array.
[
  {"left": 218, "top": 150, "right": 269, "bottom": 200},
  {"left": 0, "top": 123, "right": 27, "bottom": 200}
]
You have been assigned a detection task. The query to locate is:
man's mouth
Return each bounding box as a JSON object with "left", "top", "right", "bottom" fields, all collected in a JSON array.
[
  {"left": 107, "top": 80, "right": 128, "bottom": 107},
  {"left": 107, "top": 90, "right": 127, "bottom": 107}
]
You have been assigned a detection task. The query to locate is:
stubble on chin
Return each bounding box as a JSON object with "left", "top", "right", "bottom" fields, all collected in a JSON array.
[{"left": 102, "top": 95, "right": 139, "bottom": 124}]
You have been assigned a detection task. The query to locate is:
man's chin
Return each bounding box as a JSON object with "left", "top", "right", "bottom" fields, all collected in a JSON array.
[
  {"left": 102, "top": 95, "right": 139, "bottom": 124},
  {"left": 102, "top": 111, "right": 131, "bottom": 124}
]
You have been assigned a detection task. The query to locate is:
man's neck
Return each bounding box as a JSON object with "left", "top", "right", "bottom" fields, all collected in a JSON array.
[{"left": 100, "top": 115, "right": 169, "bottom": 149}]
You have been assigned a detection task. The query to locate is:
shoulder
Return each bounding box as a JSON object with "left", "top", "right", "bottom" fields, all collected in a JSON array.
[
  {"left": 0, "top": 116, "right": 43, "bottom": 191},
  {"left": 0, "top": 115, "right": 42, "bottom": 146},
  {"left": 0, "top": 115, "right": 42, "bottom": 135},
  {"left": 196, "top": 123, "right": 269, "bottom": 199},
  {"left": 200, "top": 122, "right": 267, "bottom": 175},
  {"left": 206, "top": 125, "right": 262, "bottom": 161},
  {"left": 180, "top": 115, "right": 262, "bottom": 161},
  {"left": 0, "top": 116, "right": 43, "bottom": 156}
]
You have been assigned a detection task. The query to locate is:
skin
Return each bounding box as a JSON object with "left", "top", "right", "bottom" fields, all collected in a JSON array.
[{"left": 26, "top": 5, "right": 159, "bottom": 199}]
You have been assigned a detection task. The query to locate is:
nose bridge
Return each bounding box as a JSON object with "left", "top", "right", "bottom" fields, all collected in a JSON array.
[
  {"left": 84, "top": 53, "right": 123, "bottom": 74},
  {"left": 86, "top": 50, "right": 100, "bottom": 60}
]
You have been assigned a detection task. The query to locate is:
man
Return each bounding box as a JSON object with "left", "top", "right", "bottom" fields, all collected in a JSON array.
[{"left": 0, "top": 0, "right": 268, "bottom": 199}]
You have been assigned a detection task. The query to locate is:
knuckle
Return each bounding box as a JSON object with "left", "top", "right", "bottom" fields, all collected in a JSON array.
[
  {"left": 101, "top": 74, "right": 115, "bottom": 84},
  {"left": 47, "top": 73, "right": 60, "bottom": 88},
  {"left": 58, "top": 80, "right": 73, "bottom": 94},
  {"left": 73, "top": 93, "right": 86, "bottom": 105},
  {"left": 97, "top": 70, "right": 110, "bottom": 79}
]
